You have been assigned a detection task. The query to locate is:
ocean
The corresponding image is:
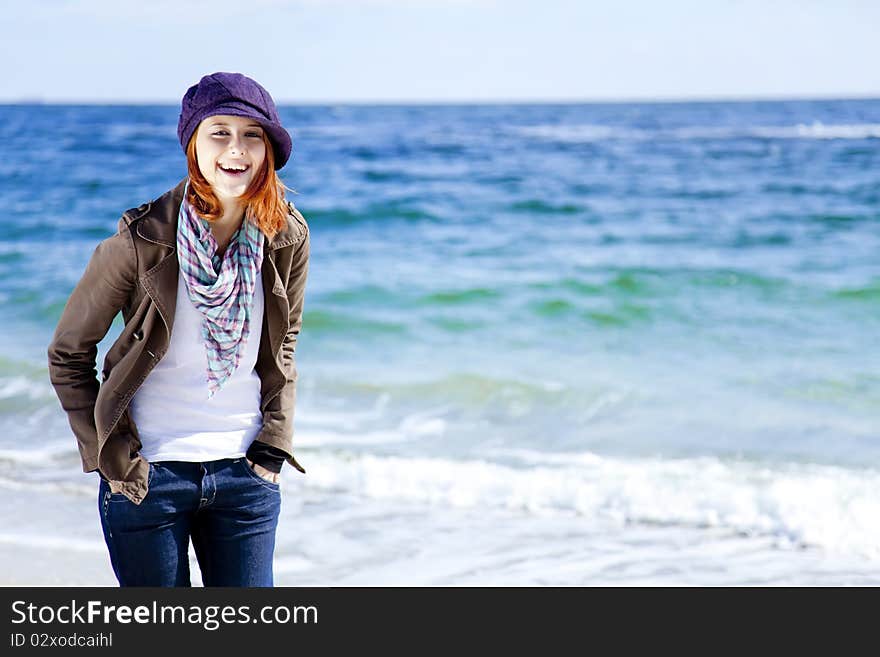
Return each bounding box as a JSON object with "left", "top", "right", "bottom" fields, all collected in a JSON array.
[{"left": 0, "top": 99, "right": 878, "bottom": 585}]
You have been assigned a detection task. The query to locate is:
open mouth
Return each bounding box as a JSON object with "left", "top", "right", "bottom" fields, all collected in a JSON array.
[{"left": 218, "top": 164, "right": 250, "bottom": 176}]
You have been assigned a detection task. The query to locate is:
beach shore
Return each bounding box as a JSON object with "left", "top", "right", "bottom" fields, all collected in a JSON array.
[{"left": 4, "top": 482, "right": 880, "bottom": 587}]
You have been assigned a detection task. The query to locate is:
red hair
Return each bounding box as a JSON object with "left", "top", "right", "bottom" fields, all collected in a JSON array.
[{"left": 184, "top": 130, "right": 293, "bottom": 240}]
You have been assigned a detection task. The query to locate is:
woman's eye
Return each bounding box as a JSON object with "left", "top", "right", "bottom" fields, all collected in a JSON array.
[{"left": 212, "top": 131, "right": 261, "bottom": 137}]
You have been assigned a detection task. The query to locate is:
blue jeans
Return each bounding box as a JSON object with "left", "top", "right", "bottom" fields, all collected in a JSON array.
[{"left": 98, "top": 457, "right": 281, "bottom": 587}]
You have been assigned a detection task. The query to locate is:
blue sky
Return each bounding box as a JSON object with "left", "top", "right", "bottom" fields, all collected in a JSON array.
[{"left": 4, "top": 0, "right": 880, "bottom": 103}]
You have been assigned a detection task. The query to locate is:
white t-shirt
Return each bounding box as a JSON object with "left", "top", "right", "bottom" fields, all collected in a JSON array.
[{"left": 128, "top": 271, "right": 264, "bottom": 462}]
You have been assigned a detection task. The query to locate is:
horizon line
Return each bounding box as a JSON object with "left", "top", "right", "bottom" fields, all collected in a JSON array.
[{"left": 2, "top": 92, "right": 880, "bottom": 107}]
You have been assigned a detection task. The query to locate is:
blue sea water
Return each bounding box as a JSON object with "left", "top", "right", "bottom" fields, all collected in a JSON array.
[{"left": 0, "top": 99, "right": 878, "bottom": 584}]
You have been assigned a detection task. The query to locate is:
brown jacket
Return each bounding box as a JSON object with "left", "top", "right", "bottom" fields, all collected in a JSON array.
[{"left": 47, "top": 178, "right": 309, "bottom": 504}]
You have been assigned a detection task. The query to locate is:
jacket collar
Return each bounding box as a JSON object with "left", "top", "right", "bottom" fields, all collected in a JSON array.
[{"left": 125, "top": 177, "right": 305, "bottom": 252}]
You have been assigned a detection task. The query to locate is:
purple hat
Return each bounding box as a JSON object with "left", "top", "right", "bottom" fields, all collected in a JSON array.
[{"left": 177, "top": 72, "right": 292, "bottom": 170}]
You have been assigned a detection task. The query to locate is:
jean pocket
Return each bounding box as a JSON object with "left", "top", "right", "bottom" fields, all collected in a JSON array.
[
  {"left": 236, "top": 457, "right": 281, "bottom": 491},
  {"left": 104, "top": 462, "right": 155, "bottom": 502}
]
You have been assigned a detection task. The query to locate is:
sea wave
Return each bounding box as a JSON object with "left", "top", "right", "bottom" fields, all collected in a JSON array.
[
  {"left": 3, "top": 438, "right": 879, "bottom": 559},
  {"left": 511, "top": 122, "right": 880, "bottom": 143},
  {"left": 298, "top": 449, "right": 880, "bottom": 559}
]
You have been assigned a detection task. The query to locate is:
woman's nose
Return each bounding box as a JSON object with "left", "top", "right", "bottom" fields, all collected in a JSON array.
[{"left": 229, "top": 136, "right": 247, "bottom": 155}]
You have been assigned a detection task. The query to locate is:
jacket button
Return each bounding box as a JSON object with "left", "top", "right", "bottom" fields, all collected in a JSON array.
[{"left": 133, "top": 329, "right": 144, "bottom": 341}]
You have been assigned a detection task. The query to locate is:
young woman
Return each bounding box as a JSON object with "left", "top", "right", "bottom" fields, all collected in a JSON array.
[{"left": 47, "top": 72, "right": 310, "bottom": 587}]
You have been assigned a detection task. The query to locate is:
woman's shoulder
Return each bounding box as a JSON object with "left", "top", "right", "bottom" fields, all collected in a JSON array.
[
  {"left": 116, "top": 179, "right": 187, "bottom": 243},
  {"left": 124, "top": 179, "right": 185, "bottom": 218},
  {"left": 286, "top": 199, "right": 308, "bottom": 229},
  {"left": 271, "top": 200, "right": 309, "bottom": 250}
]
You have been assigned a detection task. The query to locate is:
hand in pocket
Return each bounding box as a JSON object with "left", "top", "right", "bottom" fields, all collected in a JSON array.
[{"left": 246, "top": 458, "right": 281, "bottom": 484}]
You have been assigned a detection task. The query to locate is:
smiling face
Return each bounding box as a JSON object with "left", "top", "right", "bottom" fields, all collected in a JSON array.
[{"left": 194, "top": 114, "right": 268, "bottom": 203}]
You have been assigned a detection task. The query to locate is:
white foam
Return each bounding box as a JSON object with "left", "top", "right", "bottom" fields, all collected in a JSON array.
[
  {"left": 0, "top": 475, "right": 95, "bottom": 497},
  {"left": 0, "top": 532, "right": 104, "bottom": 553},
  {"left": 273, "top": 555, "right": 316, "bottom": 574},
  {"left": 302, "top": 393, "right": 392, "bottom": 429},
  {"left": 482, "top": 446, "right": 604, "bottom": 466},
  {"left": 511, "top": 124, "right": 636, "bottom": 142},
  {"left": 0, "top": 441, "right": 79, "bottom": 464},
  {"left": 294, "top": 450, "right": 880, "bottom": 559},
  {"left": 397, "top": 413, "right": 446, "bottom": 437},
  {"left": 303, "top": 429, "right": 410, "bottom": 446},
  {"left": 0, "top": 376, "right": 54, "bottom": 401},
  {"left": 750, "top": 122, "right": 880, "bottom": 140},
  {"left": 296, "top": 407, "right": 447, "bottom": 446},
  {"left": 510, "top": 122, "right": 880, "bottom": 143}
]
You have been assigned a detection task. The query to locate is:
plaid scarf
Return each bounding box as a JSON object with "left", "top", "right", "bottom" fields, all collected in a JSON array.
[{"left": 177, "top": 180, "right": 264, "bottom": 398}]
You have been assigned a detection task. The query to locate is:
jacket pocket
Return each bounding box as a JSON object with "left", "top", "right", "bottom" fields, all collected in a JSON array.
[{"left": 102, "top": 295, "right": 152, "bottom": 389}]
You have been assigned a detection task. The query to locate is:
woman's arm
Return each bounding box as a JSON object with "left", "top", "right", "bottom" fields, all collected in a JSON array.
[
  {"left": 47, "top": 223, "right": 137, "bottom": 473},
  {"left": 245, "top": 440, "right": 287, "bottom": 474},
  {"left": 252, "top": 220, "right": 310, "bottom": 472}
]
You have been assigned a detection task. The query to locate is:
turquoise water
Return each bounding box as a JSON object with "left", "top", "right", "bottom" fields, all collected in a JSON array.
[{"left": 0, "top": 100, "right": 879, "bottom": 583}]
